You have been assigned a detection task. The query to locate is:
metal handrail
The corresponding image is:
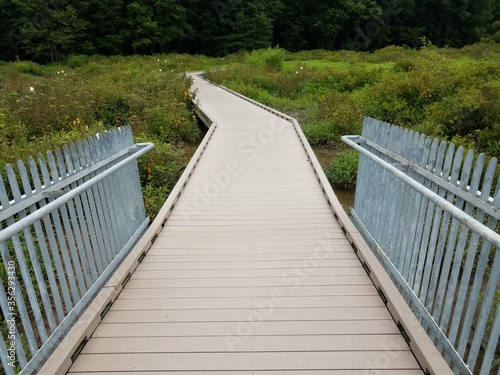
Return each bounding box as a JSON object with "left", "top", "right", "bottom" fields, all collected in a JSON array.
[
  {"left": 342, "top": 135, "right": 500, "bottom": 250},
  {"left": 0, "top": 144, "right": 152, "bottom": 244},
  {"left": 0, "top": 127, "right": 152, "bottom": 375},
  {"left": 343, "top": 118, "right": 500, "bottom": 375}
]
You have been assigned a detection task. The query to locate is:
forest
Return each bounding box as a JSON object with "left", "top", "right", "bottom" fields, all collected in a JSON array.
[{"left": 0, "top": 0, "right": 499, "bottom": 62}]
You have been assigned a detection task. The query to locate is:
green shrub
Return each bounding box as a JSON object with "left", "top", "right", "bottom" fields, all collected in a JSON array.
[
  {"left": 14, "top": 61, "right": 43, "bottom": 75},
  {"left": 324, "top": 150, "right": 359, "bottom": 189},
  {"left": 303, "top": 121, "right": 337, "bottom": 145},
  {"left": 142, "top": 183, "right": 170, "bottom": 219},
  {"left": 393, "top": 59, "right": 416, "bottom": 72},
  {"left": 246, "top": 47, "right": 285, "bottom": 72},
  {"left": 67, "top": 55, "right": 90, "bottom": 68},
  {"left": 136, "top": 136, "right": 186, "bottom": 218}
]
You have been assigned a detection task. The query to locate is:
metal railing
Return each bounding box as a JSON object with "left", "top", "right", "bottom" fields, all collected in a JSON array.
[
  {"left": 0, "top": 125, "right": 152, "bottom": 374},
  {"left": 343, "top": 117, "right": 500, "bottom": 375}
]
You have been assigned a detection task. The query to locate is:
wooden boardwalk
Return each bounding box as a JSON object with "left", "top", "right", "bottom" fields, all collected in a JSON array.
[{"left": 66, "top": 75, "right": 434, "bottom": 374}]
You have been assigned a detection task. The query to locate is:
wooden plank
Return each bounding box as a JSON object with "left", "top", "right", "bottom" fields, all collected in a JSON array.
[
  {"left": 149, "top": 238, "right": 352, "bottom": 249},
  {"left": 141, "top": 251, "right": 358, "bottom": 262},
  {"left": 92, "top": 320, "right": 399, "bottom": 338},
  {"left": 152, "top": 236, "right": 350, "bottom": 246},
  {"left": 70, "top": 352, "right": 421, "bottom": 372},
  {"left": 130, "top": 268, "right": 367, "bottom": 279},
  {"left": 102, "top": 306, "right": 392, "bottom": 323},
  {"left": 126, "top": 275, "right": 372, "bottom": 288},
  {"left": 135, "top": 259, "right": 362, "bottom": 271},
  {"left": 107, "top": 295, "right": 386, "bottom": 310},
  {"left": 117, "top": 285, "right": 378, "bottom": 299},
  {"left": 82, "top": 334, "right": 409, "bottom": 353}
]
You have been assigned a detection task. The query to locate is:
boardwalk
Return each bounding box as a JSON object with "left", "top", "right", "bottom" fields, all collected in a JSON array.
[{"left": 67, "top": 75, "right": 428, "bottom": 374}]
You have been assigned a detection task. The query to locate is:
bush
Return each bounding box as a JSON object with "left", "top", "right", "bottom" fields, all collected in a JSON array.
[
  {"left": 303, "top": 121, "right": 337, "bottom": 146},
  {"left": 14, "top": 61, "right": 42, "bottom": 75},
  {"left": 393, "top": 59, "right": 416, "bottom": 72},
  {"left": 324, "top": 150, "right": 359, "bottom": 189},
  {"left": 246, "top": 47, "right": 285, "bottom": 71},
  {"left": 136, "top": 136, "right": 186, "bottom": 218},
  {"left": 67, "top": 55, "right": 90, "bottom": 68}
]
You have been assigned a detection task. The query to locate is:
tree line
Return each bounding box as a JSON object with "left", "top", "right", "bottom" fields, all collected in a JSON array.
[{"left": 1, "top": 0, "right": 499, "bottom": 62}]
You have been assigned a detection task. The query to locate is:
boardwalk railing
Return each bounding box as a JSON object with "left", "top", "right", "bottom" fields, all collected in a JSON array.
[
  {"left": 343, "top": 117, "right": 500, "bottom": 375},
  {"left": 0, "top": 126, "right": 152, "bottom": 375}
]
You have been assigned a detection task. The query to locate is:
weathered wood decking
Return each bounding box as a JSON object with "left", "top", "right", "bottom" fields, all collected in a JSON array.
[{"left": 66, "top": 75, "right": 429, "bottom": 374}]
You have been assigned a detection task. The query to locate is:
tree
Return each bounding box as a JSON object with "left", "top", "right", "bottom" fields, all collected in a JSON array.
[
  {"left": 183, "top": 0, "right": 283, "bottom": 56},
  {"left": 12, "top": 0, "right": 88, "bottom": 62},
  {"left": 152, "top": 0, "right": 192, "bottom": 53},
  {"left": 126, "top": 1, "right": 158, "bottom": 53},
  {"left": 85, "top": 0, "right": 128, "bottom": 55},
  {"left": 412, "top": 0, "right": 495, "bottom": 47},
  {"left": 273, "top": 0, "right": 308, "bottom": 51}
]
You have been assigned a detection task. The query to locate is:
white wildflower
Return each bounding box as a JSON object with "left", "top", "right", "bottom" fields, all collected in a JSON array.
[{"left": 29, "top": 87, "right": 35, "bottom": 92}]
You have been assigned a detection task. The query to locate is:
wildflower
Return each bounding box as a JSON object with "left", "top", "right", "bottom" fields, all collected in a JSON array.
[
  {"left": 159, "top": 69, "right": 162, "bottom": 72},
  {"left": 29, "top": 87, "right": 35, "bottom": 92},
  {"left": 300, "top": 66, "right": 303, "bottom": 70}
]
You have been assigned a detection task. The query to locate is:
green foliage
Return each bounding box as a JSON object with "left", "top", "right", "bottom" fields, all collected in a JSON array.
[
  {"left": 136, "top": 135, "right": 186, "bottom": 219},
  {"left": 66, "top": 55, "right": 90, "bottom": 68},
  {"left": 303, "top": 121, "right": 337, "bottom": 146},
  {"left": 0, "top": 55, "right": 209, "bottom": 218},
  {"left": 12, "top": 61, "right": 43, "bottom": 75},
  {"left": 207, "top": 43, "right": 500, "bottom": 160},
  {"left": 246, "top": 47, "right": 286, "bottom": 72},
  {"left": 0, "top": 0, "right": 499, "bottom": 62},
  {"left": 324, "top": 150, "right": 359, "bottom": 189}
]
